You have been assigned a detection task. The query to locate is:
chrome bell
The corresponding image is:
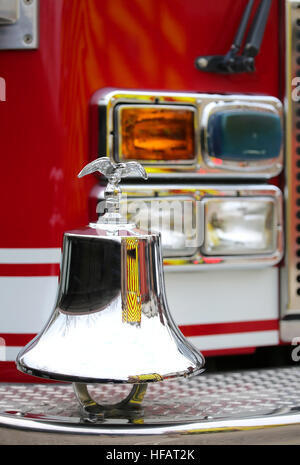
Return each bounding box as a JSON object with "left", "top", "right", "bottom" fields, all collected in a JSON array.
[{"left": 16, "top": 157, "right": 205, "bottom": 419}]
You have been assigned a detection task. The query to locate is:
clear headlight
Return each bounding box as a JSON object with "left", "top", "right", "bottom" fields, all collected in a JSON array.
[
  {"left": 202, "top": 197, "right": 277, "bottom": 256},
  {"left": 123, "top": 197, "right": 203, "bottom": 258}
]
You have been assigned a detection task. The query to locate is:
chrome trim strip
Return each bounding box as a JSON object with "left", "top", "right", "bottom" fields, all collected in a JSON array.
[
  {"left": 120, "top": 183, "right": 284, "bottom": 269},
  {"left": 91, "top": 88, "right": 283, "bottom": 179},
  {"left": 281, "top": 0, "right": 300, "bottom": 340},
  {"left": 1, "top": 411, "right": 300, "bottom": 436}
]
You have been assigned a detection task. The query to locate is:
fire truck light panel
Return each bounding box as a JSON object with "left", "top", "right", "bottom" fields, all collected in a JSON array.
[{"left": 93, "top": 89, "right": 283, "bottom": 178}]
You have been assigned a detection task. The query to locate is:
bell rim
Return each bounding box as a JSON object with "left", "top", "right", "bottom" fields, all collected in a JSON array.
[
  {"left": 16, "top": 360, "right": 205, "bottom": 385},
  {"left": 64, "top": 229, "right": 161, "bottom": 240}
]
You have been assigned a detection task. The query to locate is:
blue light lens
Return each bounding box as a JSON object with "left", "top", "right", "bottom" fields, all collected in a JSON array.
[{"left": 207, "top": 110, "right": 282, "bottom": 162}]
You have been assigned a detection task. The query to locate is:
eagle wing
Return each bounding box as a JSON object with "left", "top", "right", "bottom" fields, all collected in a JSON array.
[
  {"left": 119, "top": 161, "right": 148, "bottom": 180},
  {"left": 77, "top": 157, "right": 114, "bottom": 178}
]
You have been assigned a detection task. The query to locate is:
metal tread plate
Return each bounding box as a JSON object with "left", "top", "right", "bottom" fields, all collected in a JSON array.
[{"left": 0, "top": 367, "right": 300, "bottom": 436}]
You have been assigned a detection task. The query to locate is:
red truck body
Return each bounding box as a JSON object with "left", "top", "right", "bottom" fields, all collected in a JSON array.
[{"left": 0, "top": 0, "right": 286, "bottom": 381}]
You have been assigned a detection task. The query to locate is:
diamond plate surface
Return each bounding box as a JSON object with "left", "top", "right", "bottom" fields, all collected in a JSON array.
[{"left": 1, "top": 367, "right": 300, "bottom": 429}]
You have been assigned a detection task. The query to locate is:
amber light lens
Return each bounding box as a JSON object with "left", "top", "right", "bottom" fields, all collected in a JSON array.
[{"left": 118, "top": 106, "right": 196, "bottom": 162}]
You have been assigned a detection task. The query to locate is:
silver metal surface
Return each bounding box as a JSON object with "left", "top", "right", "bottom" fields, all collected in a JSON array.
[
  {"left": 91, "top": 88, "right": 283, "bottom": 178},
  {"left": 119, "top": 183, "right": 284, "bottom": 269},
  {"left": 1, "top": 367, "right": 300, "bottom": 435},
  {"left": 0, "top": 0, "right": 38, "bottom": 49},
  {"left": 281, "top": 0, "right": 300, "bottom": 340}
]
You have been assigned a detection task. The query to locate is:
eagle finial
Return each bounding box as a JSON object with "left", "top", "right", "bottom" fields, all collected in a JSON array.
[
  {"left": 77, "top": 157, "right": 148, "bottom": 225},
  {"left": 78, "top": 157, "right": 147, "bottom": 183}
]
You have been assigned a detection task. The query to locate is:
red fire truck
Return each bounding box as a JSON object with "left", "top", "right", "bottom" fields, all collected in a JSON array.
[{"left": 0, "top": 0, "right": 297, "bottom": 382}]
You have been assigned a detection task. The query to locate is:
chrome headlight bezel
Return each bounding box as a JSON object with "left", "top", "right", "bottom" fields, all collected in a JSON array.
[{"left": 119, "top": 183, "right": 283, "bottom": 269}]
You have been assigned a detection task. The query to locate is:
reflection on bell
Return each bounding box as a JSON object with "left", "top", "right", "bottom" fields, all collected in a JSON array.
[
  {"left": 16, "top": 157, "right": 204, "bottom": 417},
  {"left": 17, "top": 229, "right": 204, "bottom": 383}
]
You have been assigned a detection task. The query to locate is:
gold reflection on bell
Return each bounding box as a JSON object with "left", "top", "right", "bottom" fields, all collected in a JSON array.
[{"left": 122, "top": 238, "right": 142, "bottom": 325}]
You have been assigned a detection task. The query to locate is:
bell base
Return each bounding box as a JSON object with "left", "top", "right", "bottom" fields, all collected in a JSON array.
[
  {"left": 1, "top": 366, "right": 300, "bottom": 437},
  {"left": 73, "top": 382, "right": 148, "bottom": 421}
]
